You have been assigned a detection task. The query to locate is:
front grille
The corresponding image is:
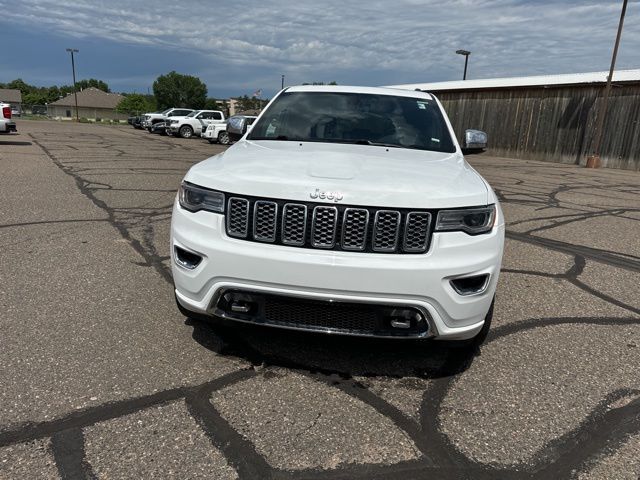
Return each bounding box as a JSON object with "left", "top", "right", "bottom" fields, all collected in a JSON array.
[
  {"left": 214, "top": 290, "right": 430, "bottom": 337},
  {"left": 225, "top": 195, "right": 434, "bottom": 254}
]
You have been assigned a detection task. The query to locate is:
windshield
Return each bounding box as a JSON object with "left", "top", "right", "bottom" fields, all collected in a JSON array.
[
  {"left": 248, "top": 91, "right": 456, "bottom": 153},
  {"left": 160, "top": 108, "right": 172, "bottom": 115},
  {"left": 185, "top": 111, "right": 199, "bottom": 118}
]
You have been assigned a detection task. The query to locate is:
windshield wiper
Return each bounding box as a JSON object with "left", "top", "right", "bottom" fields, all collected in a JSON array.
[{"left": 347, "top": 139, "right": 403, "bottom": 148}]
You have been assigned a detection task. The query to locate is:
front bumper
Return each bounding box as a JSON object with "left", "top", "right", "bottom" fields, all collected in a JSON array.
[{"left": 171, "top": 200, "right": 505, "bottom": 340}]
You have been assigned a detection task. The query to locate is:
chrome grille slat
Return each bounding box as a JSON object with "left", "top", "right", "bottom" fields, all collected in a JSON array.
[
  {"left": 253, "top": 201, "right": 278, "bottom": 242},
  {"left": 373, "top": 210, "right": 401, "bottom": 252},
  {"left": 225, "top": 195, "right": 433, "bottom": 254},
  {"left": 227, "top": 197, "right": 249, "bottom": 238},
  {"left": 341, "top": 208, "right": 369, "bottom": 251},
  {"left": 282, "top": 203, "right": 307, "bottom": 246},
  {"left": 311, "top": 206, "right": 338, "bottom": 248},
  {"left": 403, "top": 212, "right": 431, "bottom": 252}
]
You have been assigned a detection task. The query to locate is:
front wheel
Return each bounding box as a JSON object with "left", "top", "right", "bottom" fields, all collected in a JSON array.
[
  {"left": 218, "top": 131, "right": 230, "bottom": 145},
  {"left": 179, "top": 125, "right": 193, "bottom": 139}
]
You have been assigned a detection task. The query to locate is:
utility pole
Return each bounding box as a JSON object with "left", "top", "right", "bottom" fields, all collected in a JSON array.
[
  {"left": 586, "top": 0, "right": 628, "bottom": 168},
  {"left": 456, "top": 50, "right": 471, "bottom": 80},
  {"left": 66, "top": 48, "right": 80, "bottom": 122},
  {"left": 281, "top": 74, "right": 285, "bottom": 90}
]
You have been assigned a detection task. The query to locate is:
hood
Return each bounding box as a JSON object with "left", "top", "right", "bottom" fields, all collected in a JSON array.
[{"left": 184, "top": 140, "right": 489, "bottom": 209}]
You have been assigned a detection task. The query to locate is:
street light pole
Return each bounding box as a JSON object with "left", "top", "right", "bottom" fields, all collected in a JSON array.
[
  {"left": 281, "top": 74, "right": 285, "bottom": 90},
  {"left": 586, "top": 0, "right": 628, "bottom": 168},
  {"left": 456, "top": 50, "right": 471, "bottom": 80},
  {"left": 66, "top": 48, "right": 80, "bottom": 122}
]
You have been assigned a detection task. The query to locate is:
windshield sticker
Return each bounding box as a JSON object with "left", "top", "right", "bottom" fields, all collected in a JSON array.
[{"left": 417, "top": 101, "right": 428, "bottom": 110}]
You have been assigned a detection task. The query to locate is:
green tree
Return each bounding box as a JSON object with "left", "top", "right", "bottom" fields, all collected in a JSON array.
[
  {"left": 76, "top": 78, "right": 110, "bottom": 92},
  {"left": 116, "top": 93, "right": 157, "bottom": 115},
  {"left": 234, "top": 95, "right": 268, "bottom": 113},
  {"left": 152, "top": 71, "right": 207, "bottom": 110}
]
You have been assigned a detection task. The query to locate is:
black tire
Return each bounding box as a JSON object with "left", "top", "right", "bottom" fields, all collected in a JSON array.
[
  {"left": 208, "top": 138, "right": 215, "bottom": 144},
  {"left": 146, "top": 127, "right": 152, "bottom": 132},
  {"left": 179, "top": 125, "right": 194, "bottom": 139},
  {"left": 218, "top": 131, "right": 230, "bottom": 145}
]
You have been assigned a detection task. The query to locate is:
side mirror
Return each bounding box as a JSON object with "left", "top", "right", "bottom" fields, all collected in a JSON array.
[{"left": 464, "top": 129, "right": 488, "bottom": 150}]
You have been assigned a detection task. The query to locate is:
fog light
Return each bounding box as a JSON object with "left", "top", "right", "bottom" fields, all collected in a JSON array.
[
  {"left": 174, "top": 246, "right": 202, "bottom": 270},
  {"left": 450, "top": 274, "right": 490, "bottom": 296}
]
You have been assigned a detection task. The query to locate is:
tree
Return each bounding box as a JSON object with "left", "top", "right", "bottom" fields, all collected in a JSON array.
[
  {"left": 234, "top": 95, "right": 268, "bottom": 113},
  {"left": 153, "top": 71, "right": 207, "bottom": 110},
  {"left": 76, "top": 78, "right": 110, "bottom": 92},
  {"left": 116, "top": 94, "right": 157, "bottom": 115}
]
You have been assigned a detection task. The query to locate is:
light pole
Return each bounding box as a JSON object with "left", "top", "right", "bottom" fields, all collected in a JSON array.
[
  {"left": 456, "top": 50, "right": 471, "bottom": 80},
  {"left": 66, "top": 48, "right": 79, "bottom": 122},
  {"left": 586, "top": 0, "right": 628, "bottom": 168},
  {"left": 281, "top": 74, "right": 285, "bottom": 90}
]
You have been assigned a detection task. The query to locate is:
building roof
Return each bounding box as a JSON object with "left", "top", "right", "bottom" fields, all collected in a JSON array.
[
  {"left": 0, "top": 88, "right": 22, "bottom": 103},
  {"left": 386, "top": 69, "right": 640, "bottom": 92},
  {"left": 49, "top": 87, "right": 124, "bottom": 109}
]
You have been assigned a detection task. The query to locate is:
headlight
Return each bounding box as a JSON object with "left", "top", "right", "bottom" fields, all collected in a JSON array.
[
  {"left": 179, "top": 182, "right": 225, "bottom": 213},
  {"left": 170, "top": 120, "right": 179, "bottom": 124},
  {"left": 435, "top": 205, "right": 496, "bottom": 235}
]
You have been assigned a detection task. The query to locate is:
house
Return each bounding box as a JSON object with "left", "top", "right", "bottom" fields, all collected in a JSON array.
[
  {"left": 47, "top": 87, "right": 126, "bottom": 121},
  {"left": 387, "top": 69, "right": 640, "bottom": 170},
  {"left": 0, "top": 88, "right": 23, "bottom": 115}
]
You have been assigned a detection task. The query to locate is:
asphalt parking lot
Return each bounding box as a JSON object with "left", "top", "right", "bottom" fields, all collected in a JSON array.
[{"left": 0, "top": 120, "right": 639, "bottom": 479}]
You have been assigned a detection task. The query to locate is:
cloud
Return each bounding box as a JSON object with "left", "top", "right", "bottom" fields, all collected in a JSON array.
[{"left": 2, "top": 0, "right": 639, "bottom": 94}]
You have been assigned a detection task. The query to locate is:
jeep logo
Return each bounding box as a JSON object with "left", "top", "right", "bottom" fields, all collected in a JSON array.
[{"left": 310, "top": 188, "right": 343, "bottom": 203}]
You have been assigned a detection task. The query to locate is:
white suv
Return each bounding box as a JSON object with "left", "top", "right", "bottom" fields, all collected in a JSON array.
[
  {"left": 0, "top": 103, "right": 17, "bottom": 134},
  {"left": 168, "top": 110, "right": 225, "bottom": 138},
  {"left": 171, "top": 86, "right": 504, "bottom": 345}
]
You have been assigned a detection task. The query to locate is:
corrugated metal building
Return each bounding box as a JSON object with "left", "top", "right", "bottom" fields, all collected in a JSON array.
[{"left": 388, "top": 70, "right": 640, "bottom": 170}]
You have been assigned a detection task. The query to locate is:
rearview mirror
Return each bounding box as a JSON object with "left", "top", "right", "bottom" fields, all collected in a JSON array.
[{"left": 464, "top": 129, "right": 488, "bottom": 150}]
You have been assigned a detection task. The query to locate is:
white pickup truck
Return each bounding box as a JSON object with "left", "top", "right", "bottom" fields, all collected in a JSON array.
[
  {"left": 0, "top": 102, "right": 17, "bottom": 134},
  {"left": 167, "top": 110, "right": 225, "bottom": 138},
  {"left": 171, "top": 85, "right": 504, "bottom": 349},
  {"left": 141, "top": 108, "right": 194, "bottom": 131},
  {"left": 202, "top": 115, "right": 257, "bottom": 145}
]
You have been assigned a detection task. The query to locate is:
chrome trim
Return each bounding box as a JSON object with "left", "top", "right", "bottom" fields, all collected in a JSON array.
[
  {"left": 207, "top": 288, "right": 436, "bottom": 339},
  {"left": 450, "top": 273, "right": 491, "bottom": 296},
  {"left": 281, "top": 203, "right": 308, "bottom": 246},
  {"left": 403, "top": 212, "right": 432, "bottom": 253},
  {"left": 253, "top": 200, "right": 278, "bottom": 242},
  {"left": 173, "top": 246, "right": 202, "bottom": 270},
  {"left": 311, "top": 206, "right": 338, "bottom": 248},
  {"left": 226, "top": 197, "right": 249, "bottom": 238},
  {"left": 372, "top": 210, "right": 400, "bottom": 252},
  {"left": 341, "top": 208, "right": 369, "bottom": 251}
]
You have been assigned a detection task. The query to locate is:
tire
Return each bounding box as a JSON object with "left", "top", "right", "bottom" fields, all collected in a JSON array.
[
  {"left": 146, "top": 127, "right": 152, "bottom": 132},
  {"left": 208, "top": 138, "right": 215, "bottom": 144},
  {"left": 218, "top": 131, "right": 230, "bottom": 145},
  {"left": 179, "top": 125, "right": 193, "bottom": 139}
]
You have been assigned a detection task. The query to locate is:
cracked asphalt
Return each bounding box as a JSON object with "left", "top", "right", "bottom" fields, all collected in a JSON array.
[{"left": 0, "top": 120, "right": 638, "bottom": 479}]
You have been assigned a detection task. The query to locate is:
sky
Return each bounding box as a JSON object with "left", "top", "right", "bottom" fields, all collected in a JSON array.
[{"left": 0, "top": 0, "right": 638, "bottom": 99}]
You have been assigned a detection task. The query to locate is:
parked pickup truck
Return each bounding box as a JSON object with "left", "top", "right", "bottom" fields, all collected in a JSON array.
[
  {"left": 171, "top": 85, "right": 503, "bottom": 350},
  {"left": 0, "top": 102, "right": 17, "bottom": 134},
  {"left": 141, "top": 108, "right": 194, "bottom": 131},
  {"left": 202, "top": 115, "right": 257, "bottom": 145},
  {"left": 168, "top": 110, "right": 225, "bottom": 138}
]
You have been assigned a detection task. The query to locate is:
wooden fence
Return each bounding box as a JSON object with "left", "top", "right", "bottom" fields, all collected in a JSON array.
[{"left": 435, "top": 84, "right": 640, "bottom": 170}]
